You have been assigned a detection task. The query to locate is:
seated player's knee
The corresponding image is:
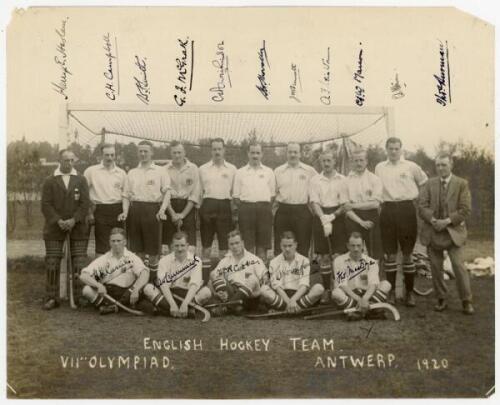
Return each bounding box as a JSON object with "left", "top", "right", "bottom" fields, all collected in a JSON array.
[
  {"left": 82, "top": 285, "right": 97, "bottom": 300},
  {"left": 195, "top": 286, "right": 212, "bottom": 305},
  {"left": 142, "top": 283, "right": 159, "bottom": 300},
  {"left": 330, "top": 287, "right": 346, "bottom": 304},
  {"left": 379, "top": 280, "right": 392, "bottom": 293},
  {"left": 309, "top": 283, "right": 325, "bottom": 298},
  {"left": 259, "top": 285, "right": 275, "bottom": 303}
]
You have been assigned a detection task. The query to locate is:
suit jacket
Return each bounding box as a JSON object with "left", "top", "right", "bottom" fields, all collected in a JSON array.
[
  {"left": 418, "top": 174, "right": 471, "bottom": 247},
  {"left": 41, "top": 172, "right": 90, "bottom": 241}
]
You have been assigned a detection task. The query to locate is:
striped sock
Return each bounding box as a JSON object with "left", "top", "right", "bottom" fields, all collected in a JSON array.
[
  {"left": 320, "top": 265, "right": 332, "bottom": 290},
  {"left": 371, "top": 288, "right": 388, "bottom": 303},
  {"left": 297, "top": 294, "right": 315, "bottom": 309},
  {"left": 212, "top": 278, "right": 227, "bottom": 294},
  {"left": 384, "top": 261, "right": 398, "bottom": 289},
  {"left": 269, "top": 295, "right": 287, "bottom": 310}
]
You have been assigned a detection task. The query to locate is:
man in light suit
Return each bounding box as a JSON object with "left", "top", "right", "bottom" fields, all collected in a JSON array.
[{"left": 418, "top": 153, "right": 474, "bottom": 315}]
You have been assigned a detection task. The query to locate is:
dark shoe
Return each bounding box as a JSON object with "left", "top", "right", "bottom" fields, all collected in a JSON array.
[
  {"left": 434, "top": 299, "right": 448, "bottom": 312},
  {"left": 387, "top": 291, "right": 396, "bottom": 305},
  {"left": 405, "top": 291, "right": 416, "bottom": 307},
  {"left": 43, "top": 298, "right": 59, "bottom": 310},
  {"left": 365, "top": 309, "right": 386, "bottom": 320},
  {"left": 462, "top": 301, "right": 475, "bottom": 315},
  {"left": 210, "top": 306, "right": 228, "bottom": 317},
  {"left": 320, "top": 289, "right": 331, "bottom": 305},
  {"left": 99, "top": 304, "right": 118, "bottom": 315}
]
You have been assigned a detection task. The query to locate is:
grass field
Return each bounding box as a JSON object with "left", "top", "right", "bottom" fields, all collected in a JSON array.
[{"left": 7, "top": 256, "right": 495, "bottom": 399}]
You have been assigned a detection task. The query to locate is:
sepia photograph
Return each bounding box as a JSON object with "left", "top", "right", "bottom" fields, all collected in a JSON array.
[{"left": 4, "top": 4, "right": 495, "bottom": 399}]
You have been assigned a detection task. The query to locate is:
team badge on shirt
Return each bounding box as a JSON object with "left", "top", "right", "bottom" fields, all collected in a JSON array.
[
  {"left": 221, "top": 173, "right": 228, "bottom": 179},
  {"left": 147, "top": 179, "right": 155, "bottom": 186},
  {"left": 400, "top": 172, "right": 408, "bottom": 179},
  {"left": 183, "top": 276, "right": 191, "bottom": 283},
  {"left": 366, "top": 189, "right": 372, "bottom": 197},
  {"left": 300, "top": 174, "right": 307, "bottom": 180},
  {"left": 114, "top": 181, "right": 122, "bottom": 189},
  {"left": 259, "top": 174, "right": 264, "bottom": 179},
  {"left": 186, "top": 178, "right": 193, "bottom": 186}
]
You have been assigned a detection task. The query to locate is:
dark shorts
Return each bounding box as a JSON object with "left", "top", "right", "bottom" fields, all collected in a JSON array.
[
  {"left": 105, "top": 284, "right": 130, "bottom": 302},
  {"left": 200, "top": 198, "right": 233, "bottom": 250},
  {"left": 94, "top": 203, "right": 123, "bottom": 254},
  {"left": 274, "top": 203, "right": 313, "bottom": 256},
  {"left": 312, "top": 206, "right": 347, "bottom": 255},
  {"left": 380, "top": 200, "right": 418, "bottom": 256},
  {"left": 128, "top": 202, "right": 161, "bottom": 256},
  {"left": 345, "top": 208, "right": 383, "bottom": 260},
  {"left": 238, "top": 201, "right": 272, "bottom": 251},
  {"left": 162, "top": 199, "right": 197, "bottom": 246}
]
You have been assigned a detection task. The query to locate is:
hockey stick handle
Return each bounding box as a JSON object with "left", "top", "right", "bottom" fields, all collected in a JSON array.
[
  {"left": 66, "top": 233, "right": 77, "bottom": 309},
  {"left": 304, "top": 302, "right": 400, "bottom": 321},
  {"left": 103, "top": 293, "right": 145, "bottom": 316}
]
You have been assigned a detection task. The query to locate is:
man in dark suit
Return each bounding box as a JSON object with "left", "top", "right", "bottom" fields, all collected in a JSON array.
[
  {"left": 41, "top": 149, "right": 90, "bottom": 310},
  {"left": 418, "top": 153, "right": 474, "bottom": 314}
]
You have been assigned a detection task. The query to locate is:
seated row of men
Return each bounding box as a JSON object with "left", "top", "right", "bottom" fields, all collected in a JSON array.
[{"left": 79, "top": 227, "right": 390, "bottom": 320}]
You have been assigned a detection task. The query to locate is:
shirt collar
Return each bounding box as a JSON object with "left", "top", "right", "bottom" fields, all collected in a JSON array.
[
  {"left": 173, "top": 251, "right": 196, "bottom": 263},
  {"left": 348, "top": 169, "right": 367, "bottom": 177},
  {"left": 138, "top": 162, "right": 157, "bottom": 170},
  {"left": 440, "top": 174, "right": 452, "bottom": 185},
  {"left": 54, "top": 166, "right": 77, "bottom": 176},
  {"left": 320, "top": 171, "right": 342, "bottom": 181},
  {"left": 385, "top": 157, "right": 406, "bottom": 166},
  {"left": 286, "top": 161, "right": 306, "bottom": 170},
  {"left": 98, "top": 162, "right": 119, "bottom": 172},
  {"left": 245, "top": 163, "right": 263, "bottom": 170},
  {"left": 345, "top": 252, "right": 369, "bottom": 263},
  {"left": 167, "top": 159, "right": 193, "bottom": 172},
  {"left": 210, "top": 159, "right": 227, "bottom": 168}
]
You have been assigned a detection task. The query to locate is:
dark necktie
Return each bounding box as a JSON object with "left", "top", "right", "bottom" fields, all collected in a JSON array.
[{"left": 438, "top": 179, "right": 447, "bottom": 219}]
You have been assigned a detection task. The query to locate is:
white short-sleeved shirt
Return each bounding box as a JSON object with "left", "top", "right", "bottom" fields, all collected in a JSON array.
[
  {"left": 212, "top": 250, "right": 267, "bottom": 291},
  {"left": 233, "top": 164, "right": 276, "bottom": 202},
  {"left": 309, "top": 171, "right": 348, "bottom": 208},
  {"left": 333, "top": 252, "right": 379, "bottom": 290},
  {"left": 269, "top": 252, "right": 310, "bottom": 291},
  {"left": 157, "top": 252, "right": 202, "bottom": 291},
  {"left": 346, "top": 169, "right": 383, "bottom": 204},
  {"left": 274, "top": 162, "right": 317, "bottom": 204},
  {"left": 81, "top": 248, "right": 146, "bottom": 288},
  {"left": 375, "top": 159, "right": 428, "bottom": 202},
  {"left": 84, "top": 163, "right": 127, "bottom": 205},
  {"left": 124, "top": 163, "right": 171, "bottom": 203},
  {"left": 199, "top": 160, "right": 237, "bottom": 200},
  {"left": 166, "top": 159, "right": 201, "bottom": 206}
]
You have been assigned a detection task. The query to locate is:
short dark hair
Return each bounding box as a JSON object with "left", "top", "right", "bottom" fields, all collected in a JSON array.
[
  {"left": 227, "top": 230, "right": 242, "bottom": 241},
  {"left": 348, "top": 231, "right": 364, "bottom": 243},
  {"left": 435, "top": 152, "right": 453, "bottom": 163},
  {"left": 109, "top": 227, "right": 126, "bottom": 239},
  {"left": 100, "top": 143, "right": 115, "bottom": 152},
  {"left": 172, "top": 231, "right": 188, "bottom": 243},
  {"left": 170, "top": 140, "right": 184, "bottom": 149},
  {"left": 58, "top": 148, "right": 74, "bottom": 158},
  {"left": 385, "top": 137, "right": 402, "bottom": 148},
  {"left": 247, "top": 141, "right": 262, "bottom": 152},
  {"left": 280, "top": 231, "right": 297, "bottom": 242},
  {"left": 211, "top": 138, "right": 225, "bottom": 147},
  {"left": 138, "top": 140, "right": 154, "bottom": 148}
]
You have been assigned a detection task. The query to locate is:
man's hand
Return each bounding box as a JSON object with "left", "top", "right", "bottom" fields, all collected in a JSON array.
[
  {"left": 130, "top": 290, "right": 140, "bottom": 306},
  {"left": 343, "top": 202, "right": 354, "bottom": 211},
  {"left": 97, "top": 284, "right": 107, "bottom": 296},
  {"left": 323, "top": 223, "right": 333, "bottom": 237},
  {"left": 65, "top": 218, "right": 76, "bottom": 230},
  {"left": 179, "top": 302, "right": 189, "bottom": 318},
  {"left": 217, "top": 291, "right": 228, "bottom": 302},
  {"left": 57, "top": 219, "right": 68, "bottom": 231},
  {"left": 156, "top": 209, "right": 167, "bottom": 221},
  {"left": 360, "top": 220, "right": 374, "bottom": 230},
  {"left": 287, "top": 299, "right": 300, "bottom": 314},
  {"left": 86, "top": 214, "right": 95, "bottom": 226},
  {"left": 357, "top": 297, "right": 370, "bottom": 314},
  {"left": 117, "top": 212, "right": 127, "bottom": 222},
  {"left": 432, "top": 218, "right": 449, "bottom": 232}
]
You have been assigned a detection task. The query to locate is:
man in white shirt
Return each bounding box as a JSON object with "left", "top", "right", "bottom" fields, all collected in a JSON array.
[
  {"left": 375, "top": 137, "right": 428, "bottom": 307},
  {"left": 344, "top": 148, "right": 383, "bottom": 260},
  {"left": 122, "top": 141, "right": 171, "bottom": 282},
  {"left": 233, "top": 142, "right": 275, "bottom": 262},
  {"left": 309, "top": 149, "right": 348, "bottom": 302},
  {"left": 199, "top": 138, "right": 237, "bottom": 283},
  {"left": 210, "top": 230, "right": 268, "bottom": 314},
  {"left": 79, "top": 227, "right": 154, "bottom": 315},
  {"left": 261, "top": 231, "right": 324, "bottom": 313},
  {"left": 143, "top": 232, "right": 212, "bottom": 318},
  {"left": 163, "top": 141, "right": 200, "bottom": 251},
  {"left": 84, "top": 143, "right": 127, "bottom": 256},
  {"left": 274, "top": 143, "right": 317, "bottom": 257},
  {"left": 331, "top": 232, "right": 391, "bottom": 320}
]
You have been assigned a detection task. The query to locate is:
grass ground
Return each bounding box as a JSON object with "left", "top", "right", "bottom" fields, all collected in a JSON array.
[{"left": 7, "top": 256, "right": 495, "bottom": 399}]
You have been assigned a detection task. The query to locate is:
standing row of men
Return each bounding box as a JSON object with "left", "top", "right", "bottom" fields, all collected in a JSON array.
[{"left": 41, "top": 136, "right": 474, "bottom": 315}]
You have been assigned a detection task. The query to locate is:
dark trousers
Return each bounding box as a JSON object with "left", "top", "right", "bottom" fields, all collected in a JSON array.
[
  {"left": 274, "top": 203, "right": 312, "bottom": 256},
  {"left": 94, "top": 203, "right": 123, "bottom": 254},
  {"left": 345, "top": 208, "right": 382, "bottom": 260},
  {"left": 162, "top": 199, "right": 197, "bottom": 246}
]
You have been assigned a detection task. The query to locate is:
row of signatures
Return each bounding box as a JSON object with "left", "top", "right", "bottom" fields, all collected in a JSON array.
[{"left": 51, "top": 19, "right": 451, "bottom": 107}]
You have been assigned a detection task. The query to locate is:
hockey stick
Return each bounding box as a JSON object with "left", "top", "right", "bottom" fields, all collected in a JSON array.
[
  {"left": 103, "top": 293, "right": 145, "bottom": 316},
  {"left": 304, "top": 302, "right": 401, "bottom": 321},
  {"left": 205, "top": 300, "right": 243, "bottom": 309},
  {"left": 172, "top": 293, "right": 210, "bottom": 322},
  {"left": 65, "top": 233, "right": 77, "bottom": 309},
  {"left": 245, "top": 303, "right": 339, "bottom": 319}
]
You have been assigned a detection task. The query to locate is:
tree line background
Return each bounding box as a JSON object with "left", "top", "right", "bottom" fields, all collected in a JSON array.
[{"left": 7, "top": 137, "right": 493, "bottom": 240}]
